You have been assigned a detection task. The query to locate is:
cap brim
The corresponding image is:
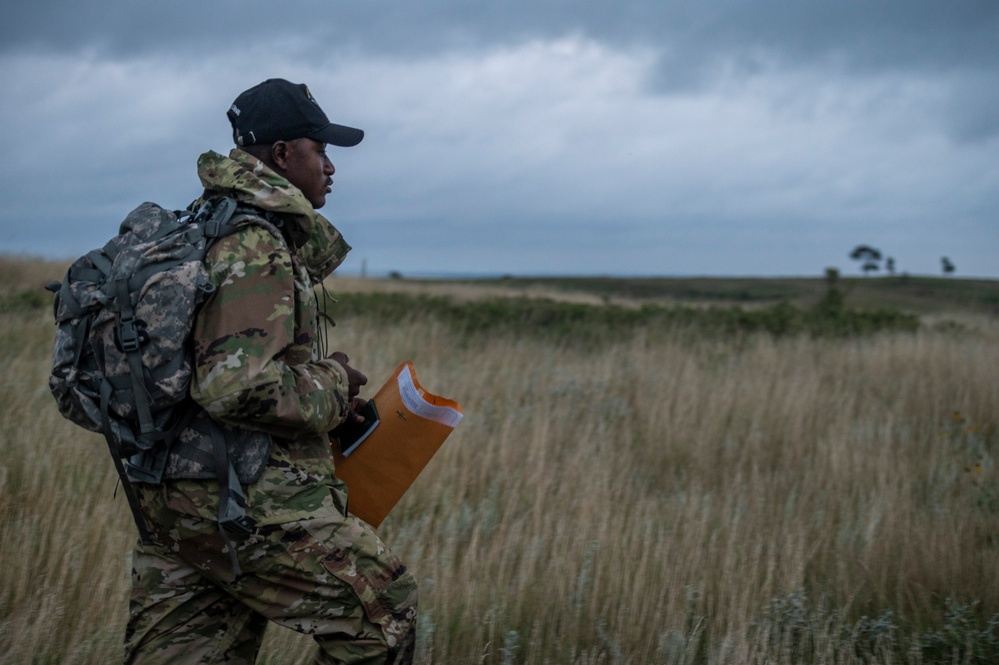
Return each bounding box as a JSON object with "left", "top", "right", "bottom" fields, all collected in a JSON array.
[{"left": 310, "top": 122, "right": 364, "bottom": 147}]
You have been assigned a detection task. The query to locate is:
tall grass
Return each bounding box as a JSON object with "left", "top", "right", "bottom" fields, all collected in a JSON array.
[{"left": 1, "top": 266, "right": 997, "bottom": 663}]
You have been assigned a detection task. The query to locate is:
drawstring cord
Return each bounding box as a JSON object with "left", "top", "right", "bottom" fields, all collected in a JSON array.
[{"left": 316, "top": 279, "right": 336, "bottom": 358}]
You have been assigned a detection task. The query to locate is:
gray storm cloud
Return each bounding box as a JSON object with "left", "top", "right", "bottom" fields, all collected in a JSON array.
[{"left": 1, "top": 1, "right": 996, "bottom": 277}]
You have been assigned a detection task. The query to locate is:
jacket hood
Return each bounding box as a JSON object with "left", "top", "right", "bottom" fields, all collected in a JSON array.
[{"left": 194, "top": 149, "right": 351, "bottom": 280}]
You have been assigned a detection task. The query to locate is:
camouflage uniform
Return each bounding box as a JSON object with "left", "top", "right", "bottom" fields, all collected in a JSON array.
[{"left": 124, "top": 149, "right": 417, "bottom": 664}]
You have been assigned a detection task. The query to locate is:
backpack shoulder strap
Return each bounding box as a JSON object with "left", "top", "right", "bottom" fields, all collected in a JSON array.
[{"left": 200, "top": 197, "right": 239, "bottom": 240}]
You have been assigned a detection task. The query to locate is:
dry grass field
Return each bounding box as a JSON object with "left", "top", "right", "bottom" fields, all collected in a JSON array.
[{"left": 1, "top": 257, "right": 997, "bottom": 664}]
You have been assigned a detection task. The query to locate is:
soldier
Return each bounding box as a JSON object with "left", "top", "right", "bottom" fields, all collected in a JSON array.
[{"left": 124, "top": 79, "right": 418, "bottom": 664}]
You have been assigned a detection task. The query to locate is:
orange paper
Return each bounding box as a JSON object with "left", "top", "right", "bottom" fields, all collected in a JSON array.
[{"left": 333, "top": 361, "right": 462, "bottom": 527}]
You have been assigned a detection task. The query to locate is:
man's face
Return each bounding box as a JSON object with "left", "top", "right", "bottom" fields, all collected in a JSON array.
[{"left": 281, "top": 138, "right": 335, "bottom": 209}]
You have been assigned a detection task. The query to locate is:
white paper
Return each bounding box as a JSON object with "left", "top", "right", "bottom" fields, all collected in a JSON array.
[{"left": 397, "top": 364, "right": 464, "bottom": 427}]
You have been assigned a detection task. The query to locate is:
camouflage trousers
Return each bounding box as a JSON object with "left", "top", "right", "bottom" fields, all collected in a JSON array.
[{"left": 124, "top": 483, "right": 418, "bottom": 664}]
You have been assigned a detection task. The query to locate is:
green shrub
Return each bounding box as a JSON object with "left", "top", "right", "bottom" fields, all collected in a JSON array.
[
  {"left": 0, "top": 289, "right": 49, "bottom": 313},
  {"left": 327, "top": 291, "right": 920, "bottom": 343}
]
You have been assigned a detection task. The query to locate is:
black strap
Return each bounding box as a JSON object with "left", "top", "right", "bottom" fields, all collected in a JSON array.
[
  {"left": 114, "top": 277, "right": 156, "bottom": 437},
  {"left": 210, "top": 426, "right": 252, "bottom": 578},
  {"left": 100, "top": 379, "right": 153, "bottom": 544},
  {"left": 56, "top": 278, "right": 86, "bottom": 318},
  {"left": 86, "top": 248, "right": 114, "bottom": 275}
]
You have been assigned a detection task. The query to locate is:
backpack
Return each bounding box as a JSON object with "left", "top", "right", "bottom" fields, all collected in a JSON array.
[{"left": 47, "top": 196, "right": 257, "bottom": 554}]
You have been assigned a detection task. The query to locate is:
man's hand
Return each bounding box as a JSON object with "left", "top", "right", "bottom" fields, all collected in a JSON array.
[
  {"left": 345, "top": 397, "right": 369, "bottom": 423},
  {"left": 330, "top": 352, "right": 368, "bottom": 422}
]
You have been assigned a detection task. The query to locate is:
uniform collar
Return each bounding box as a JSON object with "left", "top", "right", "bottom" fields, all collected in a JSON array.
[{"left": 194, "top": 149, "right": 351, "bottom": 279}]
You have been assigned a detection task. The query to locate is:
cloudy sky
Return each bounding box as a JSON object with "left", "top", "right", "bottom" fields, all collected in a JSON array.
[{"left": 1, "top": 1, "right": 996, "bottom": 278}]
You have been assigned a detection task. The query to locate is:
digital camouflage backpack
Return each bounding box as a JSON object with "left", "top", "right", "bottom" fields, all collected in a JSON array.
[{"left": 47, "top": 197, "right": 260, "bottom": 551}]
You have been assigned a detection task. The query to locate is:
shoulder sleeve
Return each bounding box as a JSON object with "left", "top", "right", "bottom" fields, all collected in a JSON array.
[{"left": 189, "top": 223, "right": 351, "bottom": 438}]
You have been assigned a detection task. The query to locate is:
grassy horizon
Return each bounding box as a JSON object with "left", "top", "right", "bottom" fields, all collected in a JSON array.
[{"left": 5, "top": 254, "right": 998, "bottom": 312}]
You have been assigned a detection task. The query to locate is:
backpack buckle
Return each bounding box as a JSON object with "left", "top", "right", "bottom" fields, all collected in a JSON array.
[
  {"left": 220, "top": 512, "right": 255, "bottom": 536},
  {"left": 118, "top": 315, "right": 141, "bottom": 352},
  {"left": 203, "top": 197, "right": 237, "bottom": 239}
]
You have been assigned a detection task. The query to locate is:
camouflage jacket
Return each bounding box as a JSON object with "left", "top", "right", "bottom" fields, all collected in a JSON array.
[{"left": 162, "top": 148, "right": 355, "bottom": 525}]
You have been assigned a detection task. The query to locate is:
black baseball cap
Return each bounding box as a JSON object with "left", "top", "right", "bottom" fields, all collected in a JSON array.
[{"left": 227, "top": 78, "right": 364, "bottom": 147}]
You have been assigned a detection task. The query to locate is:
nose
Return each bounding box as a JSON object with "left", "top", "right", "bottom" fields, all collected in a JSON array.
[{"left": 323, "top": 154, "right": 335, "bottom": 176}]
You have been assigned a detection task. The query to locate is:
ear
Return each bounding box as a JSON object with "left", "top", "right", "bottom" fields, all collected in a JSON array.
[{"left": 270, "top": 141, "right": 292, "bottom": 171}]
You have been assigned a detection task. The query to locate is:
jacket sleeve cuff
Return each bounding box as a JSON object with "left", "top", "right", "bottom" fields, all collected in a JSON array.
[{"left": 316, "top": 358, "right": 352, "bottom": 431}]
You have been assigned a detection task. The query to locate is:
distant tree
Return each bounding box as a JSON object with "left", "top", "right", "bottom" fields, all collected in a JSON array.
[
  {"left": 818, "top": 267, "right": 845, "bottom": 317},
  {"left": 941, "top": 257, "right": 955, "bottom": 275},
  {"left": 885, "top": 257, "right": 895, "bottom": 275},
  {"left": 849, "top": 245, "right": 882, "bottom": 275}
]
